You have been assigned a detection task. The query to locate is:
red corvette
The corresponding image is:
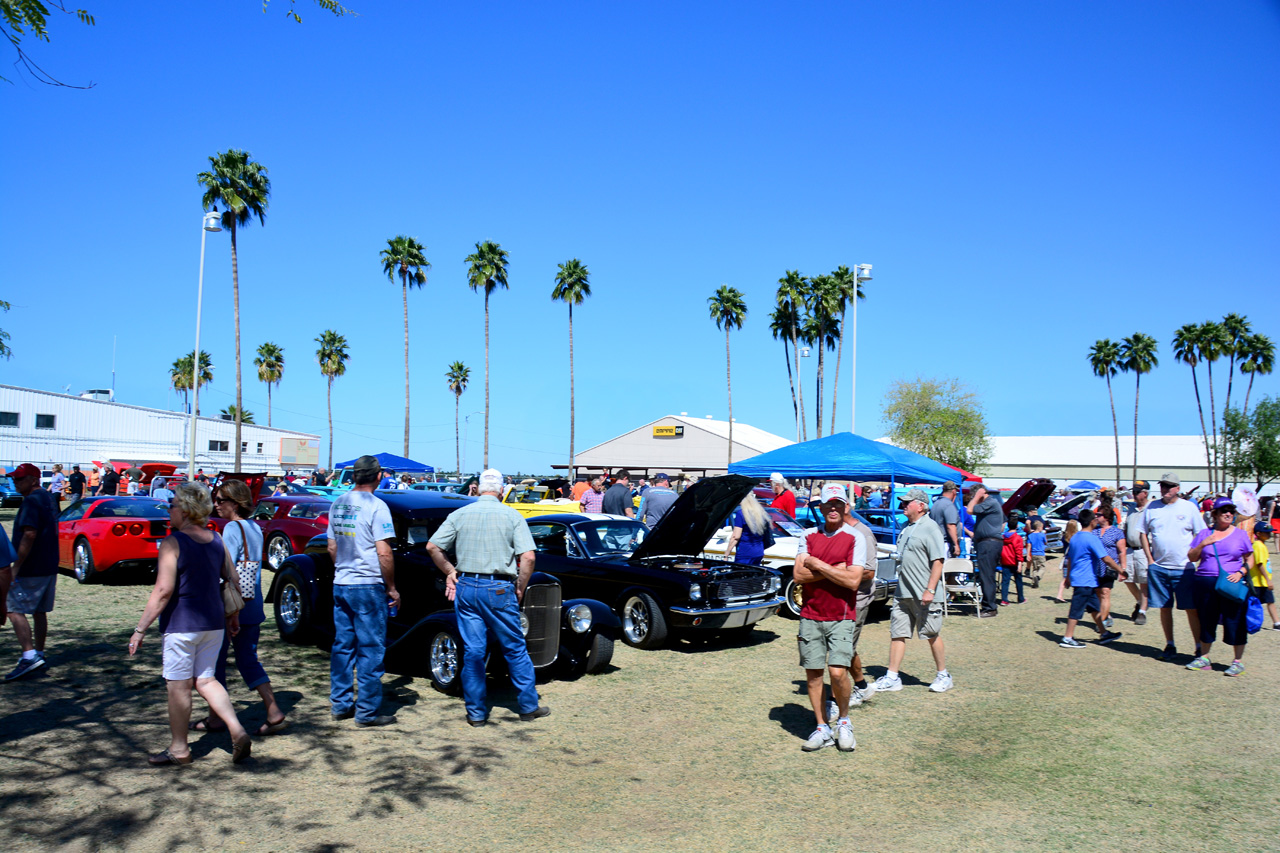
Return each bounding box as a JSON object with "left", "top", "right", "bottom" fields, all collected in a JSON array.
[
  {"left": 58, "top": 496, "right": 171, "bottom": 583},
  {"left": 253, "top": 495, "right": 332, "bottom": 571}
]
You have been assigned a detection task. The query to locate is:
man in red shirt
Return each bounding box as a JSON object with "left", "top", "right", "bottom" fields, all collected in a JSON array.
[
  {"left": 769, "top": 473, "right": 796, "bottom": 519},
  {"left": 792, "top": 484, "right": 866, "bottom": 752}
]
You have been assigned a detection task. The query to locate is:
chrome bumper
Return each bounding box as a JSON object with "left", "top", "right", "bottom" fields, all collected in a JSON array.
[
  {"left": 668, "top": 596, "right": 786, "bottom": 630},
  {"left": 670, "top": 596, "right": 787, "bottom": 616}
]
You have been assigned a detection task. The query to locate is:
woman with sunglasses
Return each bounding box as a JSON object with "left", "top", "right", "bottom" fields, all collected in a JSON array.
[{"left": 1184, "top": 497, "right": 1254, "bottom": 676}]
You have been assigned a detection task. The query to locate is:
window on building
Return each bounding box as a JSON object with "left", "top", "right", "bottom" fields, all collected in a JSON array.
[
  {"left": 241, "top": 442, "right": 248, "bottom": 453},
  {"left": 257, "top": 443, "right": 263, "bottom": 454},
  {"left": 0, "top": 412, "right": 17, "bottom": 428},
  {"left": 36, "top": 414, "right": 56, "bottom": 430},
  {"left": 208, "top": 440, "right": 229, "bottom": 452}
]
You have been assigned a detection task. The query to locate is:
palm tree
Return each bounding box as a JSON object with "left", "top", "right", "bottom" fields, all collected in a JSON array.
[
  {"left": 1198, "top": 321, "right": 1229, "bottom": 490},
  {"left": 379, "top": 235, "right": 430, "bottom": 458},
  {"left": 805, "top": 275, "right": 841, "bottom": 439},
  {"left": 1221, "top": 312, "right": 1252, "bottom": 421},
  {"left": 776, "top": 271, "right": 809, "bottom": 441},
  {"left": 1173, "top": 323, "right": 1214, "bottom": 489},
  {"left": 708, "top": 285, "right": 748, "bottom": 467},
  {"left": 198, "top": 149, "right": 271, "bottom": 473},
  {"left": 1088, "top": 339, "right": 1123, "bottom": 489},
  {"left": 445, "top": 361, "right": 471, "bottom": 475},
  {"left": 464, "top": 240, "right": 510, "bottom": 470},
  {"left": 551, "top": 259, "right": 591, "bottom": 478},
  {"left": 769, "top": 303, "right": 801, "bottom": 436},
  {"left": 1240, "top": 332, "right": 1275, "bottom": 418},
  {"left": 1119, "top": 333, "right": 1159, "bottom": 483},
  {"left": 315, "top": 330, "right": 349, "bottom": 470},
  {"left": 827, "top": 265, "right": 865, "bottom": 432},
  {"left": 253, "top": 342, "right": 285, "bottom": 427},
  {"left": 170, "top": 350, "right": 213, "bottom": 415},
  {"left": 219, "top": 405, "right": 255, "bottom": 424}
]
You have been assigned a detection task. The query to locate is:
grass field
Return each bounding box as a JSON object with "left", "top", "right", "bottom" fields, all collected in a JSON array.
[{"left": 1, "top": 509, "right": 1277, "bottom": 852}]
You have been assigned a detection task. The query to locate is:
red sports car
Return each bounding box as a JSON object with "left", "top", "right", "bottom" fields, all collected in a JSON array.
[
  {"left": 58, "top": 495, "right": 171, "bottom": 583},
  {"left": 250, "top": 495, "right": 332, "bottom": 571}
]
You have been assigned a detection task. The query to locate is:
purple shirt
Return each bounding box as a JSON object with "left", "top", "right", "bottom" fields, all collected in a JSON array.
[
  {"left": 581, "top": 488, "right": 605, "bottom": 514},
  {"left": 1188, "top": 527, "right": 1252, "bottom": 578}
]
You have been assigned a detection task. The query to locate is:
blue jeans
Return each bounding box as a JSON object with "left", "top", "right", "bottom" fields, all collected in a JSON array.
[
  {"left": 215, "top": 622, "right": 270, "bottom": 690},
  {"left": 455, "top": 575, "right": 540, "bottom": 721},
  {"left": 330, "top": 583, "right": 387, "bottom": 723},
  {"left": 1000, "top": 566, "right": 1024, "bottom": 602}
]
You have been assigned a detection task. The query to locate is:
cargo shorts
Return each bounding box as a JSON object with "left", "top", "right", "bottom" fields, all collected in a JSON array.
[
  {"left": 797, "top": 618, "right": 855, "bottom": 669},
  {"left": 889, "top": 597, "right": 944, "bottom": 640}
]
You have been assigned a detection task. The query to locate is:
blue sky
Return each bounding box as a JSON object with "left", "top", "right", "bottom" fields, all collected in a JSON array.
[{"left": 3, "top": 1, "right": 1278, "bottom": 474}]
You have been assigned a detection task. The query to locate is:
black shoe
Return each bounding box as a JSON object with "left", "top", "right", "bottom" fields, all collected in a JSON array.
[
  {"left": 355, "top": 715, "right": 396, "bottom": 727},
  {"left": 331, "top": 708, "right": 355, "bottom": 721},
  {"left": 979, "top": 610, "right": 998, "bottom": 618},
  {"left": 1097, "top": 631, "right": 1123, "bottom": 645},
  {"left": 1157, "top": 644, "right": 1177, "bottom": 661},
  {"left": 467, "top": 718, "right": 488, "bottom": 728},
  {"left": 519, "top": 706, "right": 551, "bottom": 722}
]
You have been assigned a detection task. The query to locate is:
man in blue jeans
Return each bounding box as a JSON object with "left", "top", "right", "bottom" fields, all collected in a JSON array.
[
  {"left": 326, "top": 455, "right": 399, "bottom": 727},
  {"left": 428, "top": 468, "right": 549, "bottom": 726}
]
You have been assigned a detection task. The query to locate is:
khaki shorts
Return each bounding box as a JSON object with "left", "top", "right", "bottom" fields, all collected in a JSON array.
[
  {"left": 1127, "top": 549, "right": 1148, "bottom": 584},
  {"left": 849, "top": 579, "right": 874, "bottom": 653},
  {"left": 798, "top": 618, "right": 855, "bottom": 669},
  {"left": 889, "top": 597, "right": 944, "bottom": 640},
  {"left": 1030, "top": 555, "right": 1046, "bottom": 577}
]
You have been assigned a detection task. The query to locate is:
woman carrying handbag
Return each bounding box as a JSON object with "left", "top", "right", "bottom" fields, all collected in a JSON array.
[{"left": 1184, "top": 497, "right": 1254, "bottom": 676}]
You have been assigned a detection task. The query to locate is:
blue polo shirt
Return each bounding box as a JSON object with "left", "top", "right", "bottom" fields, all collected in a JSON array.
[
  {"left": 1028, "top": 531, "right": 1047, "bottom": 556},
  {"left": 1065, "top": 532, "right": 1107, "bottom": 587}
]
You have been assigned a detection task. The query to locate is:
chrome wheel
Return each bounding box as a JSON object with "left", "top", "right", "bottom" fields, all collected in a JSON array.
[
  {"left": 266, "top": 535, "right": 292, "bottom": 571},
  {"left": 278, "top": 583, "right": 302, "bottom": 628},
  {"left": 622, "top": 596, "right": 651, "bottom": 644},
  {"left": 73, "top": 541, "right": 94, "bottom": 583},
  {"left": 784, "top": 577, "right": 804, "bottom": 618},
  {"left": 430, "top": 632, "right": 459, "bottom": 687}
]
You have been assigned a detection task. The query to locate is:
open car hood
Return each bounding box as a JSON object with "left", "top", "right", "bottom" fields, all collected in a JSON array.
[
  {"left": 1003, "top": 478, "right": 1056, "bottom": 516},
  {"left": 631, "top": 474, "right": 756, "bottom": 561},
  {"left": 216, "top": 471, "right": 268, "bottom": 499}
]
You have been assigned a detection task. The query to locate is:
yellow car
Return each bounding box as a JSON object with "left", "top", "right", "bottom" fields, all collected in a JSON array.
[{"left": 502, "top": 484, "right": 581, "bottom": 518}]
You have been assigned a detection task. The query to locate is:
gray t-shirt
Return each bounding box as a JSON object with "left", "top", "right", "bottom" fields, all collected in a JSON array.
[
  {"left": 327, "top": 490, "right": 396, "bottom": 585},
  {"left": 972, "top": 495, "right": 1004, "bottom": 541},
  {"left": 1123, "top": 504, "right": 1148, "bottom": 549},
  {"left": 895, "top": 515, "right": 947, "bottom": 598},
  {"left": 1138, "top": 497, "right": 1206, "bottom": 571},
  {"left": 602, "top": 483, "right": 633, "bottom": 516},
  {"left": 929, "top": 497, "right": 960, "bottom": 552}
]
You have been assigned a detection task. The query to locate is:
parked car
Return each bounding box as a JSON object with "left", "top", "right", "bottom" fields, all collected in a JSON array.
[
  {"left": 410, "top": 481, "right": 466, "bottom": 494},
  {"left": 57, "top": 496, "right": 171, "bottom": 583},
  {"left": 0, "top": 475, "right": 23, "bottom": 508},
  {"left": 752, "top": 485, "right": 810, "bottom": 515},
  {"left": 268, "top": 490, "right": 619, "bottom": 692},
  {"left": 1001, "top": 478, "right": 1065, "bottom": 551},
  {"left": 524, "top": 475, "right": 786, "bottom": 649},
  {"left": 501, "top": 484, "right": 581, "bottom": 518},
  {"left": 250, "top": 495, "right": 332, "bottom": 571}
]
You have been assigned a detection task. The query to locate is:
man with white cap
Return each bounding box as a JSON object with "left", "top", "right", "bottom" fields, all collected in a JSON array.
[
  {"left": 769, "top": 473, "right": 796, "bottom": 519},
  {"left": 428, "top": 468, "right": 548, "bottom": 726},
  {"left": 1139, "top": 472, "right": 1205, "bottom": 661}
]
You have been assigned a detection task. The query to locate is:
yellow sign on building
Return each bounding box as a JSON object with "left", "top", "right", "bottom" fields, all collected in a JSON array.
[{"left": 652, "top": 425, "right": 684, "bottom": 437}]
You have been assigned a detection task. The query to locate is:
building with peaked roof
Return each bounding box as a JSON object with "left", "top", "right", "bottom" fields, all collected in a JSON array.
[
  {"left": 565, "top": 415, "right": 793, "bottom": 480},
  {"left": 975, "top": 434, "right": 1214, "bottom": 490}
]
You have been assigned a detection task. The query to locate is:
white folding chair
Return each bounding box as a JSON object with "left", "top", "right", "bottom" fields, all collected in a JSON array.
[{"left": 943, "top": 557, "right": 982, "bottom": 617}]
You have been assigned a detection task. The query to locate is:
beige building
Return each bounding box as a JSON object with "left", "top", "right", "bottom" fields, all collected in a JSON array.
[
  {"left": 974, "top": 435, "right": 1214, "bottom": 491},
  {"left": 566, "top": 415, "right": 793, "bottom": 480}
]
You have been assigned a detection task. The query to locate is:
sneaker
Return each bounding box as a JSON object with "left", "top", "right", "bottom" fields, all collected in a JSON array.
[
  {"left": 801, "top": 725, "right": 835, "bottom": 752},
  {"left": 999, "top": 600, "right": 1009, "bottom": 606},
  {"left": 826, "top": 700, "right": 839, "bottom": 722},
  {"left": 1059, "top": 637, "right": 1086, "bottom": 648},
  {"left": 1103, "top": 617, "right": 1114, "bottom": 629},
  {"left": 3, "top": 656, "right": 45, "bottom": 682},
  {"left": 849, "top": 687, "right": 865, "bottom": 707},
  {"left": 928, "top": 672, "right": 954, "bottom": 693},
  {"left": 1097, "top": 631, "right": 1123, "bottom": 644},
  {"left": 1133, "top": 609, "right": 1147, "bottom": 626},
  {"left": 835, "top": 719, "right": 856, "bottom": 752},
  {"left": 1273, "top": 622, "right": 1280, "bottom": 630},
  {"left": 1185, "top": 655, "right": 1212, "bottom": 671},
  {"left": 1157, "top": 644, "right": 1177, "bottom": 661},
  {"left": 1224, "top": 660, "right": 1245, "bottom": 677},
  {"left": 872, "top": 673, "right": 903, "bottom": 693}
]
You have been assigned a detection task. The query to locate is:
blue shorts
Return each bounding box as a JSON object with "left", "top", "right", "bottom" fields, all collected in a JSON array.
[
  {"left": 1147, "top": 566, "right": 1194, "bottom": 610},
  {"left": 1068, "top": 586, "right": 1099, "bottom": 621}
]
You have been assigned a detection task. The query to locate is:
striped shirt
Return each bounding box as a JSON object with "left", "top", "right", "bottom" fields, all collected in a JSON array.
[{"left": 428, "top": 495, "right": 535, "bottom": 577}]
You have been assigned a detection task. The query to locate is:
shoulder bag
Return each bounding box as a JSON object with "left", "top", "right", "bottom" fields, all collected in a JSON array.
[
  {"left": 232, "top": 520, "right": 260, "bottom": 600},
  {"left": 1211, "top": 537, "right": 1248, "bottom": 604},
  {"left": 218, "top": 533, "right": 246, "bottom": 616}
]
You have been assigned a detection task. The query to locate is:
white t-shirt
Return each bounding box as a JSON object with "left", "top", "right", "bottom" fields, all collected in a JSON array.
[
  {"left": 1138, "top": 497, "right": 1206, "bottom": 571},
  {"left": 327, "top": 490, "right": 396, "bottom": 585}
]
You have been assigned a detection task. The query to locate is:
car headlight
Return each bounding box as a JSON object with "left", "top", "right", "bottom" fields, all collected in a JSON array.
[
  {"left": 769, "top": 576, "right": 781, "bottom": 593},
  {"left": 689, "top": 583, "right": 702, "bottom": 601},
  {"left": 520, "top": 611, "right": 530, "bottom": 637},
  {"left": 568, "top": 603, "right": 592, "bottom": 634}
]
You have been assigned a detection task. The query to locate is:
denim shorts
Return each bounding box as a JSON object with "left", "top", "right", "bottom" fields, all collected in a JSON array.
[
  {"left": 6, "top": 574, "right": 56, "bottom": 614},
  {"left": 1147, "top": 565, "right": 1194, "bottom": 610},
  {"left": 1068, "top": 586, "right": 1098, "bottom": 621}
]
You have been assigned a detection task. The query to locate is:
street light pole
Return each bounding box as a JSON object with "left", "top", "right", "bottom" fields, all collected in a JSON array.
[
  {"left": 188, "top": 210, "right": 222, "bottom": 481},
  {"left": 462, "top": 410, "right": 484, "bottom": 474},
  {"left": 850, "top": 263, "right": 872, "bottom": 435}
]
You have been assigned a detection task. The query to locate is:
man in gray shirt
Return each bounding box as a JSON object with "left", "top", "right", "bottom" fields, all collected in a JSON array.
[
  {"left": 602, "top": 470, "right": 635, "bottom": 518},
  {"left": 929, "top": 481, "right": 961, "bottom": 557},
  {"left": 966, "top": 484, "right": 1004, "bottom": 617},
  {"left": 1139, "top": 473, "right": 1206, "bottom": 661},
  {"left": 637, "top": 473, "right": 678, "bottom": 528}
]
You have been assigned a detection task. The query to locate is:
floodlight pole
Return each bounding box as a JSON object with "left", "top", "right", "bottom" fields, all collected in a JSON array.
[
  {"left": 850, "top": 263, "right": 872, "bottom": 435},
  {"left": 188, "top": 210, "right": 221, "bottom": 481}
]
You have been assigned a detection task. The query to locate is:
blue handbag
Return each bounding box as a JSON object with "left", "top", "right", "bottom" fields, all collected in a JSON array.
[
  {"left": 1211, "top": 542, "right": 1249, "bottom": 603},
  {"left": 1246, "top": 596, "right": 1265, "bottom": 634}
]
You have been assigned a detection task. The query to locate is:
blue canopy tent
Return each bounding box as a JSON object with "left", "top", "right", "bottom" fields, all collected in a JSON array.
[
  {"left": 1068, "top": 480, "right": 1100, "bottom": 491},
  {"left": 333, "top": 452, "right": 435, "bottom": 475}
]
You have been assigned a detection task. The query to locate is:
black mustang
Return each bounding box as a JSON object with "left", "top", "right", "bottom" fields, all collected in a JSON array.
[
  {"left": 268, "top": 490, "right": 620, "bottom": 694},
  {"left": 525, "top": 475, "right": 785, "bottom": 649}
]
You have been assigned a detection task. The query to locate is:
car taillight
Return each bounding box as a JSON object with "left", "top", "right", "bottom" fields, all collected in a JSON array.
[
  {"left": 206, "top": 521, "right": 217, "bottom": 530},
  {"left": 129, "top": 522, "right": 144, "bottom": 535},
  {"left": 112, "top": 523, "right": 127, "bottom": 536}
]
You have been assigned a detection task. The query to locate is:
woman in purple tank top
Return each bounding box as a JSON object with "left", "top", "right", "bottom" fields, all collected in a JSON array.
[{"left": 127, "top": 482, "right": 252, "bottom": 767}]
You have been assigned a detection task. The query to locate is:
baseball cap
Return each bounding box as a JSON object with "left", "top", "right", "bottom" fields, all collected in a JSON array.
[
  {"left": 1132, "top": 480, "right": 1150, "bottom": 493},
  {"left": 1254, "top": 522, "right": 1273, "bottom": 536},
  {"left": 770, "top": 472, "right": 785, "bottom": 483},
  {"left": 478, "top": 468, "right": 504, "bottom": 491},
  {"left": 898, "top": 488, "right": 931, "bottom": 507},
  {"left": 353, "top": 455, "right": 380, "bottom": 473},
  {"left": 941, "top": 480, "right": 958, "bottom": 493},
  {"left": 12, "top": 463, "right": 40, "bottom": 480},
  {"left": 1158, "top": 472, "right": 1181, "bottom": 486},
  {"left": 1211, "top": 497, "right": 1235, "bottom": 512},
  {"left": 654, "top": 472, "right": 669, "bottom": 482},
  {"left": 819, "top": 484, "right": 848, "bottom": 505}
]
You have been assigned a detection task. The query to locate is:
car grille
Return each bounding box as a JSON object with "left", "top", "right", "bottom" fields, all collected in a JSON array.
[
  {"left": 523, "top": 583, "right": 561, "bottom": 668},
  {"left": 713, "top": 576, "right": 771, "bottom": 601}
]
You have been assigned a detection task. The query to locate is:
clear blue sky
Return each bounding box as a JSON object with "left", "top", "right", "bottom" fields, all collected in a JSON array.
[{"left": 3, "top": 1, "right": 1278, "bottom": 473}]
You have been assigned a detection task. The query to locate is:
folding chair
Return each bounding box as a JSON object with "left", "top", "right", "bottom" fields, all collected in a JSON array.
[{"left": 943, "top": 557, "right": 982, "bottom": 617}]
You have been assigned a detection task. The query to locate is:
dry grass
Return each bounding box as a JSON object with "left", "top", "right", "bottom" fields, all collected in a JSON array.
[{"left": 1, "top": 508, "right": 1277, "bottom": 852}]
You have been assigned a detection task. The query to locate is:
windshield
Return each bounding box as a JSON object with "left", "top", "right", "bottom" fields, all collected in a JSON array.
[
  {"left": 572, "top": 520, "right": 648, "bottom": 557},
  {"left": 764, "top": 508, "right": 805, "bottom": 538},
  {"left": 88, "top": 499, "right": 170, "bottom": 520},
  {"left": 507, "top": 487, "right": 550, "bottom": 504}
]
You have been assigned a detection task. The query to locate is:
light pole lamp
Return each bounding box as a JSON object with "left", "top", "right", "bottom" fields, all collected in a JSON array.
[
  {"left": 850, "top": 263, "right": 872, "bottom": 434},
  {"left": 188, "top": 209, "right": 222, "bottom": 481}
]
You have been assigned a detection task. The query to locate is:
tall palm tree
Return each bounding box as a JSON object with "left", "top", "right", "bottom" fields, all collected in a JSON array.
[
  {"left": 769, "top": 303, "right": 800, "bottom": 435},
  {"left": 776, "top": 270, "right": 809, "bottom": 441},
  {"left": 551, "top": 259, "right": 591, "bottom": 477},
  {"left": 1172, "top": 323, "right": 1213, "bottom": 489},
  {"left": 805, "top": 275, "right": 840, "bottom": 439},
  {"left": 1088, "top": 339, "right": 1123, "bottom": 489},
  {"left": 380, "top": 235, "right": 430, "bottom": 457},
  {"left": 315, "top": 330, "right": 349, "bottom": 470},
  {"left": 1198, "top": 321, "right": 1229, "bottom": 490},
  {"left": 198, "top": 149, "right": 271, "bottom": 473},
  {"left": 464, "top": 240, "right": 510, "bottom": 470},
  {"left": 170, "top": 350, "right": 214, "bottom": 415},
  {"left": 253, "top": 342, "right": 285, "bottom": 427},
  {"left": 708, "top": 285, "right": 747, "bottom": 467},
  {"left": 445, "top": 361, "right": 471, "bottom": 475},
  {"left": 1119, "top": 333, "right": 1159, "bottom": 483},
  {"left": 827, "top": 265, "right": 865, "bottom": 432},
  {"left": 1240, "top": 332, "right": 1275, "bottom": 418},
  {"left": 1221, "top": 312, "right": 1252, "bottom": 421},
  {"left": 219, "top": 405, "right": 255, "bottom": 424}
]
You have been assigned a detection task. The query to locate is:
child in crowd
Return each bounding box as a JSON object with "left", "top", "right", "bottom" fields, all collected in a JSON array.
[
  {"left": 1000, "top": 519, "right": 1025, "bottom": 605},
  {"left": 1251, "top": 522, "right": 1279, "bottom": 630},
  {"left": 1056, "top": 520, "right": 1080, "bottom": 602},
  {"left": 1027, "top": 521, "right": 1048, "bottom": 588}
]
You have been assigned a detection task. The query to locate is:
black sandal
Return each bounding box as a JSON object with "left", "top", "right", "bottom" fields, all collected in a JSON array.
[
  {"left": 148, "top": 749, "right": 193, "bottom": 767},
  {"left": 189, "top": 716, "right": 227, "bottom": 733}
]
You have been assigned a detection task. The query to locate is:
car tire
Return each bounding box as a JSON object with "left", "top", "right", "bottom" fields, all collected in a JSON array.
[
  {"left": 428, "top": 627, "right": 464, "bottom": 695},
  {"left": 265, "top": 533, "right": 292, "bottom": 572},
  {"left": 585, "top": 633, "right": 614, "bottom": 674},
  {"left": 781, "top": 575, "right": 804, "bottom": 618},
  {"left": 73, "top": 538, "right": 96, "bottom": 584},
  {"left": 274, "top": 568, "right": 312, "bottom": 643},
  {"left": 619, "top": 592, "right": 668, "bottom": 649}
]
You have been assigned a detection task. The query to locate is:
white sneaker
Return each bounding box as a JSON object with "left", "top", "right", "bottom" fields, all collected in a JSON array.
[
  {"left": 826, "top": 700, "right": 839, "bottom": 722},
  {"left": 853, "top": 684, "right": 873, "bottom": 702},
  {"left": 872, "top": 673, "right": 903, "bottom": 693},
  {"left": 928, "top": 672, "right": 954, "bottom": 693},
  {"left": 835, "top": 719, "right": 856, "bottom": 752},
  {"left": 801, "top": 725, "right": 835, "bottom": 752}
]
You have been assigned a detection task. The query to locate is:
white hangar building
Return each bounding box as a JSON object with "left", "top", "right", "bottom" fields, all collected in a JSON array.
[{"left": 567, "top": 414, "right": 794, "bottom": 480}]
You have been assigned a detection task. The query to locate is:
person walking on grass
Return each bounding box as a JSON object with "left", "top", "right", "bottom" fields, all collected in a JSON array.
[
  {"left": 1059, "top": 509, "right": 1123, "bottom": 648},
  {"left": 1122, "top": 481, "right": 1151, "bottom": 625},
  {"left": 4, "top": 464, "right": 60, "bottom": 681},
  {"left": 1092, "top": 510, "right": 1126, "bottom": 631},
  {"left": 1139, "top": 473, "right": 1205, "bottom": 661},
  {"left": 1183, "top": 498, "right": 1253, "bottom": 676},
  {"left": 1249, "top": 523, "right": 1279, "bottom": 630},
  {"left": 1026, "top": 520, "right": 1048, "bottom": 589},
  {"left": 999, "top": 519, "right": 1025, "bottom": 606},
  {"left": 871, "top": 489, "right": 951, "bottom": 694},
  {"left": 793, "top": 485, "right": 864, "bottom": 752}
]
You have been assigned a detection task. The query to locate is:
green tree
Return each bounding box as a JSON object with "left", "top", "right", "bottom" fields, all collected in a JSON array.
[
  {"left": 827, "top": 265, "right": 866, "bottom": 433},
  {"left": 0, "top": 0, "right": 93, "bottom": 86},
  {"left": 1197, "top": 320, "right": 1230, "bottom": 490},
  {"left": 551, "top": 258, "right": 591, "bottom": 477},
  {"left": 1088, "top": 339, "right": 1123, "bottom": 489},
  {"left": 253, "top": 342, "right": 285, "bottom": 427},
  {"left": 804, "top": 274, "right": 840, "bottom": 439},
  {"left": 769, "top": 302, "right": 801, "bottom": 437},
  {"left": 380, "top": 235, "right": 430, "bottom": 457},
  {"left": 1119, "top": 333, "right": 1158, "bottom": 484},
  {"left": 219, "top": 404, "right": 255, "bottom": 424},
  {"left": 464, "top": 240, "right": 509, "bottom": 470},
  {"left": 315, "top": 330, "right": 349, "bottom": 470},
  {"left": 198, "top": 149, "right": 271, "bottom": 473},
  {"left": 0, "top": 298, "right": 11, "bottom": 359},
  {"left": 1173, "top": 323, "right": 1214, "bottom": 490},
  {"left": 881, "top": 376, "right": 993, "bottom": 472},
  {"left": 776, "top": 270, "right": 809, "bottom": 441},
  {"left": 708, "top": 285, "right": 747, "bottom": 466},
  {"left": 170, "top": 350, "right": 213, "bottom": 415},
  {"left": 1221, "top": 312, "right": 1252, "bottom": 422},
  {"left": 1220, "top": 398, "right": 1280, "bottom": 492},
  {"left": 445, "top": 361, "right": 471, "bottom": 476},
  {"left": 1240, "top": 332, "right": 1275, "bottom": 419}
]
